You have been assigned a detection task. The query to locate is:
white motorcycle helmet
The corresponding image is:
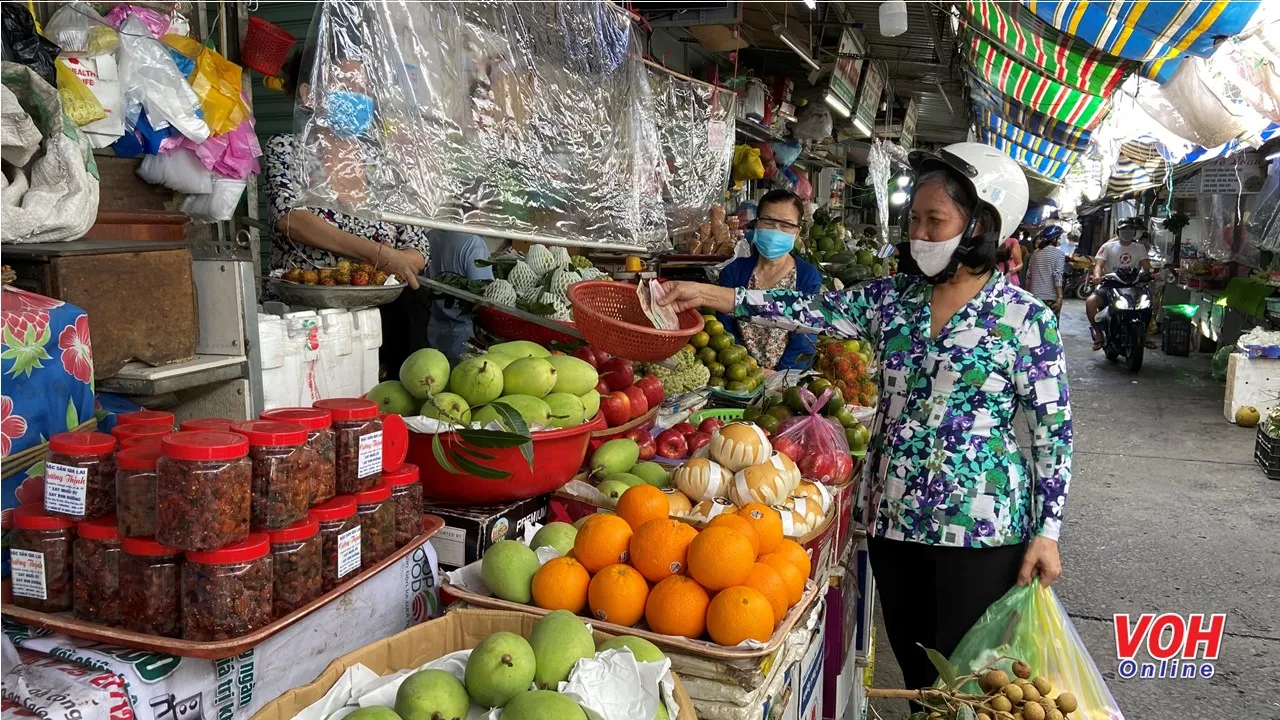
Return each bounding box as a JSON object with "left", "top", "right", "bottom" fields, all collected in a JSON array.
[{"left": 907, "top": 142, "right": 1030, "bottom": 242}]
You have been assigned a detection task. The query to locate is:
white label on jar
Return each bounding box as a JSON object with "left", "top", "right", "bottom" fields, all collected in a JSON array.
[
  {"left": 337, "top": 525, "right": 362, "bottom": 579},
  {"left": 44, "top": 462, "right": 88, "bottom": 516},
  {"left": 10, "top": 549, "right": 47, "bottom": 600},
  {"left": 358, "top": 430, "right": 383, "bottom": 478}
]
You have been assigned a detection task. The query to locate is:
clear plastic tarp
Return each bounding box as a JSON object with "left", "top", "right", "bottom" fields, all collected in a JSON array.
[
  {"left": 292, "top": 0, "right": 694, "bottom": 250},
  {"left": 648, "top": 70, "right": 735, "bottom": 236}
]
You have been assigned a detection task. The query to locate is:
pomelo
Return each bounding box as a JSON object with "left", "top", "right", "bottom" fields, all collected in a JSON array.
[
  {"left": 420, "top": 392, "right": 471, "bottom": 425},
  {"left": 589, "top": 439, "right": 639, "bottom": 475},
  {"left": 595, "top": 480, "right": 629, "bottom": 505},
  {"left": 629, "top": 461, "right": 670, "bottom": 488},
  {"left": 529, "top": 610, "right": 595, "bottom": 689}
]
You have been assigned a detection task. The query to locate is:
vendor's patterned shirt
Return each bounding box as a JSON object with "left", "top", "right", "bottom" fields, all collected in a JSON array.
[
  {"left": 262, "top": 133, "right": 431, "bottom": 271},
  {"left": 734, "top": 272, "right": 1072, "bottom": 548}
]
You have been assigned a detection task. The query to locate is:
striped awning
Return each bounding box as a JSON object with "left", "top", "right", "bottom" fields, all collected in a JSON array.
[
  {"left": 963, "top": 0, "right": 1135, "bottom": 96},
  {"left": 1103, "top": 139, "right": 1171, "bottom": 198},
  {"left": 979, "top": 110, "right": 1081, "bottom": 164},
  {"left": 968, "top": 73, "right": 1095, "bottom": 151},
  {"left": 1024, "top": 1, "right": 1263, "bottom": 83},
  {"left": 966, "top": 32, "right": 1112, "bottom": 130},
  {"left": 979, "top": 131, "right": 1074, "bottom": 181}
]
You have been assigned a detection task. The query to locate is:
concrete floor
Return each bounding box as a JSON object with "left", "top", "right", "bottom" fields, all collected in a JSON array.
[{"left": 869, "top": 300, "right": 1280, "bottom": 719}]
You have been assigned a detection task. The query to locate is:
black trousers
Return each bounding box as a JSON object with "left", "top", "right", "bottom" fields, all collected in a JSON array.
[
  {"left": 378, "top": 286, "right": 433, "bottom": 381},
  {"left": 868, "top": 537, "right": 1025, "bottom": 698}
]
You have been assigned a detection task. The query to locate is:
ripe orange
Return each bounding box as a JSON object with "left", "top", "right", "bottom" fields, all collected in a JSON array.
[
  {"left": 759, "top": 553, "right": 805, "bottom": 606},
  {"left": 773, "top": 538, "right": 812, "bottom": 579},
  {"left": 742, "top": 562, "right": 788, "bottom": 625},
  {"left": 645, "top": 575, "right": 710, "bottom": 638},
  {"left": 616, "top": 484, "right": 670, "bottom": 530},
  {"left": 706, "top": 586, "right": 774, "bottom": 645},
  {"left": 706, "top": 513, "right": 760, "bottom": 557},
  {"left": 574, "top": 514, "right": 634, "bottom": 573},
  {"left": 686, "top": 526, "right": 755, "bottom": 590},
  {"left": 531, "top": 556, "right": 590, "bottom": 613},
  {"left": 738, "top": 503, "right": 784, "bottom": 554},
  {"left": 629, "top": 519, "right": 696, "bottom": 583},
  {"left": 588, "top": 563, "right": 649, "bottom": 627}
]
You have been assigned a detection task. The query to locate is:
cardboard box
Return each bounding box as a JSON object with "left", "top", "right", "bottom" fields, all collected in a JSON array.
[
  {"left": 426, "top": 495, "right": 550, "bottom": 570},
  {"left": 781, "top": 601, "right": 826, "bottom": 720},
  {"left": 253, "top": 607, "right": 696, "bottom": 720}
]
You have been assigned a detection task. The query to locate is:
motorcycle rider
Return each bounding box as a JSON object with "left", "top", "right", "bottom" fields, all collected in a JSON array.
[{"left": 1086, "top": 217, "right": 1152, "bottom": 350}]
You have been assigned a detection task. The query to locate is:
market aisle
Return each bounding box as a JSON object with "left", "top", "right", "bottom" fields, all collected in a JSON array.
[{"left": 874, "top": 300, "right": 1280, "bottom": 719}]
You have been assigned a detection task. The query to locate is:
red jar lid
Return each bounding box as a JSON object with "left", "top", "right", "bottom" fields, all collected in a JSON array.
[
  {"left": 161, "top": 431, "right": 248, "bottom": 461},
  {"left": 116, "top": 410, "right": 174, "bottom": 428},
  {"left": 260, "top": 407, "right": 332, "bottom": 431},
  {"left": 186, "top": 532, "right": 270, "bottom": 565},
  {"left": 117, "top": 444, "right": 163, "bottom": 470},
  {"left": 120, "top": 436, "right": 164, "bottom": 453},
  {"left": 121, "top": 537, "right": 181, "bottom": 557},
  {"left": 13, "top": 506, "right": 74, "bottom": 531},
  {"left": 77, "top": 516, "right": 120, "bottom": 540},
  {"left": 384, "top": 463, "right": 420, "bottom": 487},
  {"left": 313, "top": 398, "right": 379, "bottom": 421},
  {"left": 113, "top": 423, "right": 170, "bottom": 444},
  {"left": 309, "top": 496, "right": 357, "bottom": 521},
  {"left": 268, "top": 516, "right": 320, "bottom": 544},
  {"left": 381, "top": 413, "right": 409, "bottom": 471},
  {"left": 179, "top": 417, "right": 237, "bottom": 432},
  {"left": 353, "top": 481, "right": 392, "bottom": 505},
  {"left": 231, "top": 420, "right": 308, "bottom": 447},
  {"left": 48, "top": 431, "right": 115, "bottom": 456}
]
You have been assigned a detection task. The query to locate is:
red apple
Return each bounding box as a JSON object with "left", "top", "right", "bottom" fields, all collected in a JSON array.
[
  {"left": 595, "top": 378, "right": 611, "bottom": 395},
  {"left": 601, "top": 391, "right": 631, "bottom": 427},
  {"left": 697, "top": 418, "right": 724, "bottom": 435},
  {"left": 572, "top": 346, "right": 600, "bottom": 368},
  {"left": 635, "top": 375, "right": 665, "bottom": 409},
  {"left": 599, "top": 357, "right": 635, "bottom": 392},
  {"left": 626, "top": 428, "right": 656, "bottom": 460},
  {"left": 655, "top": 429, "right": 688, "bottom": 459},
  {"left": 773, "top": 436, "right": 805, "bottom": 463},
  {"left": 685, "top": 431, "right": 711, "bottom": 454},
  {"left": 672, "top": 422, "right": 696, "bottom": 437},
  {"left": 623, "top": 386, "right": 649, "bottom": 419},
  {"left": 799, "top": 451, "right": 838, "bottom": 483},
  {"left": 833, "top": 453, "right": 853, "bottom": 484}
]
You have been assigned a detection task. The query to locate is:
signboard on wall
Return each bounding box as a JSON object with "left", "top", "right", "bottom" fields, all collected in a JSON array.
[
  {"left": 1172, "top": 154, "right": 1266, "bottom": 196},
  {"left": 829, "top": 29, "right": 865, "bottom": 112},
  {"left": 852, "top": 61, "right": 884, "bottom": 138},
  {"left": 900, "top": 97, "right": 918, "bottom": 149}
]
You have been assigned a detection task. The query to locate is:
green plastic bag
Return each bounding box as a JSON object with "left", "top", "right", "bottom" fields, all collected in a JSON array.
[
  {"left": 1211, "top": 345, "right": 1235, "bottom": 382},
  {"left": 941, "top": 583, "right": 1123, "bottom": 720}
]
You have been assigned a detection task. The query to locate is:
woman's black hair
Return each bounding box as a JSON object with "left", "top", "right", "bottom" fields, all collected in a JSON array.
[
  {"left": 757, "top": 189, "right": 805, "bottom": 224},
  {"left": 911, "top": 168, "right": 999, "bottom": 284},
  {"left": 280, "top": 39, "right": 318, "bottom": 99}
]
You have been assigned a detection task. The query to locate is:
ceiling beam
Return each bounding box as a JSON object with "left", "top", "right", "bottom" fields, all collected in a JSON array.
[{"left": 920, "top": 4, "right": 947, "bottom": 66}]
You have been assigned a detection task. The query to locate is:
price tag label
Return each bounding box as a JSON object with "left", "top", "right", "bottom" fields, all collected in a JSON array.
[
  {"left": 10, "top": 549, "right": 47, "bottom": 600},
  {"left": 358, "top": 431, "right": 383, "bottom": 478},
  {"left": 337, "top": 526, "right": 362, "bottom": 579},
  {"left": 708, "top": 120, "right": 727, "bottom": 149},
  {"left": 44, "top": 462, "right": 88, "bottom": 516}
]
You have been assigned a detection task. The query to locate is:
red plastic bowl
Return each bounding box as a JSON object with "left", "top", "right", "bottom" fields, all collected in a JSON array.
[{"left": 407, "top": 412, "right": 606, "bottom": 504}]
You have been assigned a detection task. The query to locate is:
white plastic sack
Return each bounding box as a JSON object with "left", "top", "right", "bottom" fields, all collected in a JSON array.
[
  {"left": 117, "top": 14, "right": 209, "bottom": 143},
  {"left": 138, "top": 147, "right": 214, "bottom": 194},
  {"left": 44, "top": 3, "right": 118, "bottom": 57},
  {"left": 794, "top": 102, "right": 833, "bottom": 141},
  {"left": 1133, "top": 64, "right": 1249, "bottom": 148},
  {"left": 181, "top": 177, "right": 246, "bottom": 222}
]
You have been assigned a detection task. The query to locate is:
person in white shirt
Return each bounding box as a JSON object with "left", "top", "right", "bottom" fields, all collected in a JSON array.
[{"left": 1086, "top": 217, "right": 1152, "bottom": 349}]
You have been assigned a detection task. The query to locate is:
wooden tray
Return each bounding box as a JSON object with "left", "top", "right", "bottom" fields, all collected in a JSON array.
[
  {"left": 442, "top": 573, "right": 823, "bottom": 660},
  {"left": 2, "top": 515, "right": 444, "bottom": 660}
]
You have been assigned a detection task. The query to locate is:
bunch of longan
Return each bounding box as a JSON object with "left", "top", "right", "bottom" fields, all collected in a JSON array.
[{"left": 963, "top": 660, "right": 1078, "bottom": 720}]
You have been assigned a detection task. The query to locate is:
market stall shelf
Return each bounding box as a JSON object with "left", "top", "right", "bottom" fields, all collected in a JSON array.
[{"left": 2, "top": 515, "right": 444, "bottom": 660}]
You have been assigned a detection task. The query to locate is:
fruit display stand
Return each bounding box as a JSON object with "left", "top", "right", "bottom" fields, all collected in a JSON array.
[{"left": 254, "top": 607, "right": 697, "bottom": 720}]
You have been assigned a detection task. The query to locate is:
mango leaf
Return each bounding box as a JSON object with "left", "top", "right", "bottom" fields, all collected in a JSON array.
[
  {"left": 919, "top": 644, "right": 958, "bottom": 690},
  {"left": 430, "top": 434, "right": 461, "bottom": 475},
  {"left": 956, "top": 707, "right": 977, "bottom": 720},
  {"left": 456, "top": 445, "right": 497, "bottom": 462},
  {"left": 65, "top": 399, "right": 78, "bottom": 431},
  {"left": 450, "top": 453, "right": 513, "bottom": 480},
  {"left": 486, "top": 402, "right": 534, "bottom": 469},
  {"left": 454, "top": 428, "right": 528, "bottom": 447}
]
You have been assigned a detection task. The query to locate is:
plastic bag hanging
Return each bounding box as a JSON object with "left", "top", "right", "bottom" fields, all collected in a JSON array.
[
  {"left": 772, "top": 388, "right": 853, "bottom": 485},
  {"left": 1, "top": 3, "right": 59, "bottom": 87},
  {"left": 163, "top": 34, "right": 250, "bottom": 135},
  {"left": 44, "top": 3, "right": 119, "bottom": 57},
  {"left": 55, "top": 59, "right": 106, "bottom": 126},
  {"left": 117, "top": 15, "right": 209, "bottom": 143}
]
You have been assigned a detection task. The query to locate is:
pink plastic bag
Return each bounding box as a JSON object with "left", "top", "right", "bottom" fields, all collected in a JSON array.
[
  {"left": 772, "top": 387, "right": 852, "bottom": 485},
  {"left": 159, "top": 103, "right": 262, "bottom": 180}
]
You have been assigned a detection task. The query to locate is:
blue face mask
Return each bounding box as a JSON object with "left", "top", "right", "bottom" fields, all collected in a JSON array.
[
  {"left": 326, "top": 90, "right": 375, "bottom": 138},
  {"left": 749, "top": 228, "right": 796, "bottom": 260}
]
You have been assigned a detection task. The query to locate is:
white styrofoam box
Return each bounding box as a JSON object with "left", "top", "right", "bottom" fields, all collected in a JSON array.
[
  {"left": 354, "top": 307, "right": 383, "bottom": 393},
  {"left": 318, "top": 308, "right": 360, "bottom": 398},
  {"left": 783, "top": 600, "right": 826, "bottom": 720},
  {"left": 1225, "top": 353, "right": 1280, "bottom": 423},
  {"left": 259, "top": 313, "right": 304, "bottom": 410},
  {"left": 284, "top": 310, "right": 327, "bottom": 403}
]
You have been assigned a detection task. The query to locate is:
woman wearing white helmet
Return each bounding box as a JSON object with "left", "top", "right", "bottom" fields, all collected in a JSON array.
[{"left": 660, "top": 142, "right": 1073, "bottom": 695}]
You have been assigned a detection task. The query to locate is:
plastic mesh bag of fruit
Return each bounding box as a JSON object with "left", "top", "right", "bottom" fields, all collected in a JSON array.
[
  {"left": 772, "top": 387, "right": 852, "bottom": 485},
  {"left": 941, "top": 583, "right": 1123, "bottom": 720}
]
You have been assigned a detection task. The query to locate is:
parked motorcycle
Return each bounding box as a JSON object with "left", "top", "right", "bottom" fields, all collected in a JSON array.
[
  {"left": 1066, "top": 255, "right": 1094, "bottom": 299},
  {"left": 1095, "top": 267, "right": 1153, "bottom": 371}
]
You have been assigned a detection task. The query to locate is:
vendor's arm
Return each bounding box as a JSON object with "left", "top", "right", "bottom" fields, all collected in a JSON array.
[
  {"left": 776, "top": 259, "right": 824, "bottom": 368},
  {"left": 660, "top": 279, "right": 889, "bottom": 342}
]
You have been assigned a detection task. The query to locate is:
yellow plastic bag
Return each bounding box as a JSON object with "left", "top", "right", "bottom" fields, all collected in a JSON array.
[
  {"left": 732, "top": 144, "right": 764, "bottom": 183},
  {"left": 55, "top": 59, "right": 105, "bottom": 126},
  {"left": 163, "top": 34, "right": 248, "bottom": 135}
]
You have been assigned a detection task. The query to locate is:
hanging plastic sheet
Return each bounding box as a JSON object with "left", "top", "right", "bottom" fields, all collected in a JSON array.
[
  {"left": 292, "top": 0, "right": 667, "bottom": 250},
  {"left": 44, "top": 3, "right": 119, "bottom": 57},
  {"left": 1130, "top": 66, "right": 1251, "bottom": 149},
  {"left": 117, "top": 15, "right": 209, "bottom": 143},
  {"left": 1246, "top": 157, "right": 1280, "bottom": 252},
  {"left": 867, "top": 140, "right": 891, "bottom": 245},
  {"left": 965, "top": 33, "right": 1111, "bottom": 131},
  {"left": 163, "top": 35, "right": 250, "bottom": 136},
  {"left": 967, "top": 75, "right": 1094, "bottom": 152},
  {"left": 648, "top": 70, "right": 735, "bottom": 235}
]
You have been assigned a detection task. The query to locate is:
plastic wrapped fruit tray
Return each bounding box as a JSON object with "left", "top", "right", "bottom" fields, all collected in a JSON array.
[{"left": 1, "top": 516, "right": 442, "bottom": 659}]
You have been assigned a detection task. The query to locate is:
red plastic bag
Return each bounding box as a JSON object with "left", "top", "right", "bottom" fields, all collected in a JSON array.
[{"left": 772, "top": 387, "right": 852, "bottom": 485}]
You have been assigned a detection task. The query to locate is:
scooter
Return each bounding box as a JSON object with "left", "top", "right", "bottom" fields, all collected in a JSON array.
[
  {"left": 1066, "top": 255, "right": 1094, "bottom": 299},
  {"left": 1095, "top": 267, "right": 1153, "bottom": 371}
]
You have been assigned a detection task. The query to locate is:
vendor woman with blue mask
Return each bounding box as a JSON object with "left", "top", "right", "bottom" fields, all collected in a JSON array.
[{"left": 716, "top": 189, "right": 822, "bottom": 370}]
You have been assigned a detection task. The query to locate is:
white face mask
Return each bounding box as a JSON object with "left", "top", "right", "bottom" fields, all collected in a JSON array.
[{"left": 910, "top": 234, "right": 964, "bottom": 276}]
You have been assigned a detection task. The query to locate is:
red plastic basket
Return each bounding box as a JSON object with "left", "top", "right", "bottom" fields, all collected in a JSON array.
[
  {"left": 567, "top": 281, "right": 703, "bottom": 362},
  {"left": 475, "top": 306, "right": 579, "bottom": 347},
  {"left": 242, "top": 17, "right": 297, "bottom": 76}
]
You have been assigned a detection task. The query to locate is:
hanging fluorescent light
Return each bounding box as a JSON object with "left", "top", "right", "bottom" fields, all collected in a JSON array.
[
  {"left": 804, "top": 0, "right": 817, "bottom": 8},
  {"left": 773, "top": 23, "right": 821, "bottom": 71},
  {"left": 879, "top": 0, "right": 908, "bottom": 37},
  {"left": 824, "top": 92, "right": 851, "bottom": 118},
  {"left": 852, "top": 116, "right": 872, "bottom": 137}
]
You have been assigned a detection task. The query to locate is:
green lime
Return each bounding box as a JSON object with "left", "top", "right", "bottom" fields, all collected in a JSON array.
[
  {"left": 767, "top": 405, "right": 793, "bottom": 422},
  {"left": 705, "top": 319, "right": 725, "bottom": 336},
  {"left": 808, "top": 377, "right": 832, "bottom": 395},
  {"left": 719, "top": 346, "right": 746, "bottom": 366},
  {"left": 835, "top": 407, "right": 857, "bottom": 428},
  {"left": 746, "top": 356, "right": 759, "bottom": 370},
  {"left": 742, "top": 407, "right": 762, "bottom": 422},
  {"left": 709, "top": 377, "right": 726, "bottom": 388},
  {"left": 697, "top": 347, "right": 718, "bottom": 365},
  {"left": 755, "top": 413, "right": 780, "bottom": 433},
  {"left": 725, "top": 380, "right": 748, "bottom": 393},
  {"left": 824, "top": 389, "right": 845, "bottom": 415},
  {"left": 708, "top": 361, "right": 726, "bottom": 378},
  {"left": 691, "top": 331, "right": 711, "bottom": 349},
  {"left": 846, "top": 424, "right": 870, "bottom": 451},
  {"left": 726, "top": 363, "right": 749, "bottom": 382},
  {"left": 709, "top": 333, "right": 734, "bottom": 352},
  {"left": 702, "top": 313, "right": 716, "bottom": 323},
  {"left": 743, "top": 376, "right": 760, "bottom": 391},
  {"left": 783, "top": 386, "right": 807, "bottom": 413}
]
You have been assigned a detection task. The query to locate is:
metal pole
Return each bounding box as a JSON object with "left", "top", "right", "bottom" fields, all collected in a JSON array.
[{"left": 378, "top": 212, "right": 650, "bottom": 254}]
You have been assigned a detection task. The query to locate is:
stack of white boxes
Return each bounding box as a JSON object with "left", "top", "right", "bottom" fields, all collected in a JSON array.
[{"left": 258, "top": 304, "right": 384, "bottom": 411}]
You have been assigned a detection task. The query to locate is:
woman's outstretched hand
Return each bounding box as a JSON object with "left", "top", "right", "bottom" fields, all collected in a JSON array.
[
  {"left": 1017, "top": 536, "right": 1062, "bottom": 587},
  {"left": 658, "top": 282, "right": 736, "bottom": 315}
]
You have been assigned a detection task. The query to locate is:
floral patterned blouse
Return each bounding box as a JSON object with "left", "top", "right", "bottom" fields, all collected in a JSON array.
[
  {"left": 734, "top": 272, "right": 1072, "bottom": 548},
  {"left": 262, "top": 133, "right": 431, "bottom": 270},
  {"left": 739, "top": 266, "right": 796, "bottom": 371}
]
